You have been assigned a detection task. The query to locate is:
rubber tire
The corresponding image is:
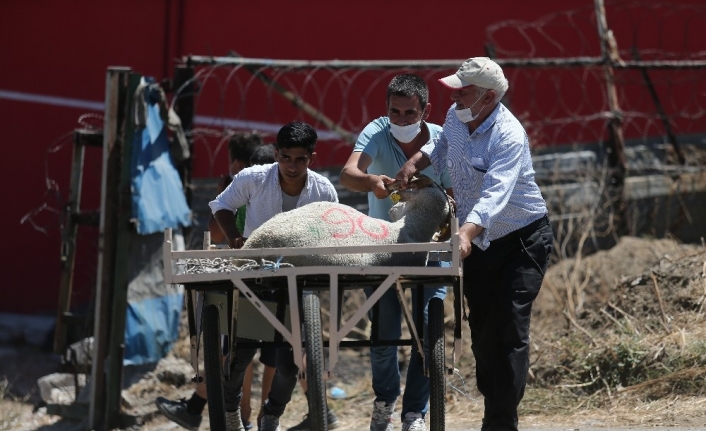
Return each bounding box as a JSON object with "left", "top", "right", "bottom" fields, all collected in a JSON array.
[
  {"left": 303, "top": 294, "right": 327, "bottom": 431},
  {"left": 428, "top": 297, "right": 446, "bottom": 431},
  {"left": 203, "top": 304, "right": 227, "bottom": 431}
]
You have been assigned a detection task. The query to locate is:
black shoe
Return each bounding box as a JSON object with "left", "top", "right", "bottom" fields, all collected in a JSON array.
[
  {"left": 288, "top": 410, "right": 340, "bottom": 431},
  {"left": 155, "top": 397, "right": 202, "bottom": 431}
]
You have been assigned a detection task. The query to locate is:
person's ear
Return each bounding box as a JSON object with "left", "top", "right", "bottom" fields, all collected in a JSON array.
[
  {"left": 422, "top": 103, "right": 432, "bottom": 120},
  {"left": 308, "top": 151, "right": 317, "bottom": 166},
  {"left": 484, "top": 90, "right": 496, "bottom": 104},
  {"left": 274, "top": 149, "right": 281, "bottom": 161}
]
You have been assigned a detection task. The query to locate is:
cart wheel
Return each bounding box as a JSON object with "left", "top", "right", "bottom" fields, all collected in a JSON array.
[
  {"left": 203, "top": 304, "right": 226, "bottom": 430},
  {"left": 428, "top": 297, "right": 445, "bottom": 431},
  {"left": 303, "top": 294, "right": 327, "bottom": 431}
]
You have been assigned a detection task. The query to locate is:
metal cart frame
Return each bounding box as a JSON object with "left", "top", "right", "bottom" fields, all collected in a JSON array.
[{"left": 163, "top": 219, "right": 464, "bottom": 431}]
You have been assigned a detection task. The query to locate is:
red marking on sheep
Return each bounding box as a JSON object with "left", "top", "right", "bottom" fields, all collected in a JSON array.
[{"left": 321, "top": 207, "right": 389, "bottom": 240}]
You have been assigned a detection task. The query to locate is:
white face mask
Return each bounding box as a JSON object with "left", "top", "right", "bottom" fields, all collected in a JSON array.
[
  {"left": 389, "top": 120, "right": 422, "bottom": 144},
  {"left": 454, "top": 90, "right": 487, "bottom": 123}
]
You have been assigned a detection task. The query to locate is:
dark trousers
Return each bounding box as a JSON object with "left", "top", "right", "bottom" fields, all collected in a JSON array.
[
  {"left": 223, "top": 343, "right": 298, "bottom": 417},
  {"left": 463, "top": 217, "right": 553, "bottom": 431}
]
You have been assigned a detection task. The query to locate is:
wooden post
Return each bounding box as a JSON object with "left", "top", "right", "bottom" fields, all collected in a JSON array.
[
  {"left": 104, "top": 72, "right": 141, "bottom": 430},
  {"left": 90, "top": 66, "right": 131, "bottom": 430},
  {"left": 594, "top": 0, "right": 628, "bottom": 235},
  {"left": 54, "top": 131, "right": 87, "bottom": 354},
  {"left": 594, "top": 0, "right": 626, "bottom": 178}
]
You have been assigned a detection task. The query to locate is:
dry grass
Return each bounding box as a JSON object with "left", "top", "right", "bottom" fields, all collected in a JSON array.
[
  {"left": 0, "top": 379, "right": 23, "bottom": 431},
  {"left": 153, "top": 238, "right": 706, "bottom": 429},
  {"left": 3, "top": 237, "right": 705, "bottom": 430}
]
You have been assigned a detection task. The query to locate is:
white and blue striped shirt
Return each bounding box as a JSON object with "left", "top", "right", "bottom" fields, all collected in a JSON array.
[{"left": 421, "top": 103, "right": 547, "bottom": 250}]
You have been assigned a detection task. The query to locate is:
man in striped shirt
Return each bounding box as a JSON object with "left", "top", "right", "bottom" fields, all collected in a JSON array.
[{"left": 395, "top": 57, "right": 554, "bottom": 431}]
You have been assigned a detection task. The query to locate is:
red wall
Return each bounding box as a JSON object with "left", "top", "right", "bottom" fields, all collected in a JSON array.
[{"left": 1, "top": 0, "right": 703, "bottom": 314}]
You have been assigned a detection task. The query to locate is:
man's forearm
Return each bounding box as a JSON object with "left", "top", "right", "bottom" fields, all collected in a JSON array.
[
  {"left": 340, "top": 167, "right": 376, "bottom": 192},
  {"left": 396, "top": 151, "right": 432, "bottom": 187},
  {"left": 213, "top": 209, "right": 240, "bottom": 246},
  {"left": 408, "top": 151, "right": 431, "bottom": 172},
  {"left": 460, "top": 222, "right": 484, "bottom": 243},
  {"left": 208, "top": 214, "right": 230, "bottom": 243}
]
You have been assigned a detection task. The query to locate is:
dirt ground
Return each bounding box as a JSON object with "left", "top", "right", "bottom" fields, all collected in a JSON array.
[{"left": 2, "top": 236, "right": 706, "bottom": 431}]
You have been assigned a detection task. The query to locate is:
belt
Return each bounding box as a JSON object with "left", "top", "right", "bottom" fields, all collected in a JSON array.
[{"left": 492, "top": 214, "right": 550, "bottom": 244}]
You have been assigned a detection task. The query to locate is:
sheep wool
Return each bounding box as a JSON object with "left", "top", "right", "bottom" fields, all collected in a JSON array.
[{"left": 241, "top": 185, "right": 450, "bottom": 267}]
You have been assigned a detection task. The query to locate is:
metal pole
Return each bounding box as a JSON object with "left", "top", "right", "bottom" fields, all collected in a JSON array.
[
  {"left": 183, "top": 54, "right": 706, "bottom": 70},
  {"left": 632, "top": 48, "right": 685, "bottom": 165}
]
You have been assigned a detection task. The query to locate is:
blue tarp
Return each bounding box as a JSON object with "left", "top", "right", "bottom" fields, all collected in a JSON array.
[
  {"left": 131, "top": 77, "right": 191, "bottom": 235},
  {"left": 123, "top": 77, "right": 190, "bottom": 365},
  {"left": 124, "top": 289, "right": 183, "bottom": 366}
]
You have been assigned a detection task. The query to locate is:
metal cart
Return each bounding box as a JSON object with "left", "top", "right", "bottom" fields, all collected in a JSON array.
[{"left": 162, "top": 220, "right": 464, "bottom": 431}]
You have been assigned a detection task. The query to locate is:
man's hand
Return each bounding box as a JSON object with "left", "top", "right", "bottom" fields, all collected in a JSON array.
[
  {"left": 395, "top": 151, "right": 431, "bottom": 190},
  {"left": 394, "top": 162, "right": 417, "bottom": 191},
  {"left": 459, "top": 222, "right": 484, "bottom": 260},
  {"left": 228, "top": 237, "right": 245, "bottom": 249},
  {"left": 372, "top": 175, "right": 395, "bottom": 199},
  {"left": 459, "top": 235, "right": 473, "bottom": 260}
]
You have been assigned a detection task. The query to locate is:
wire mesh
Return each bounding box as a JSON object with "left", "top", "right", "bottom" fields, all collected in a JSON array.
[{"left": 172, "top": 0, "right": 706, "bottom": 175}]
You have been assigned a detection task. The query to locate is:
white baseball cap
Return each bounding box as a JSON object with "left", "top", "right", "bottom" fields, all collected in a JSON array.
[{"left": 438, "top": 57, "right": 509, "bottom": 92}]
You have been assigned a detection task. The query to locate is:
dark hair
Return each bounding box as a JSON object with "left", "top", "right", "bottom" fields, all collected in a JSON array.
[
  {"left": 387, "top": 74, "right": 429, "bottom": 109},
  {"left": 228, "top": 132, "right": 263, "bottom": 165},
  {"left": 249, "top": 143, "right": 276, "bottom": 165},
  {"left": 276, "top": 121, "right": 317, "bottom": 154}
]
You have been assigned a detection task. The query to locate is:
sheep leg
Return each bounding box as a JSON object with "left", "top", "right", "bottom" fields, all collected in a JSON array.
[{"left": 394, "top": 280, "right": 426, "bottom": 376}]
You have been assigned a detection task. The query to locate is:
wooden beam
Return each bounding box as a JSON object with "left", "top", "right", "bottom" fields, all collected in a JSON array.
[{"left": 89, "top": 66, "right": 131, "bottom": 431}]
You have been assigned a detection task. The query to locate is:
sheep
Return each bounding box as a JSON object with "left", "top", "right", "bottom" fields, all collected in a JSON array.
[{"left": 240, "top": 176, "right": 450, "bottom": 267}]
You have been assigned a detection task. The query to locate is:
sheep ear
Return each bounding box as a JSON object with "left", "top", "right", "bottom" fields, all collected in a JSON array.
[
  {"left": 433, "top": 223, "right": 451, "bottom": 242},
  {"left": 408, "top": 174, "right": 434, "bottom": 189}
]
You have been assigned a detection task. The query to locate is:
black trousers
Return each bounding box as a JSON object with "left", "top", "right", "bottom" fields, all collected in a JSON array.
[{"left": 463, "top": 216, "right": 553, "bottom": 431}]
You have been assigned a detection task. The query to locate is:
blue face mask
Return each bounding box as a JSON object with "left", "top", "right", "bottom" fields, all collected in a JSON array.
[{"left": 454, "top": 90, "right": 487, "bottom": 123}]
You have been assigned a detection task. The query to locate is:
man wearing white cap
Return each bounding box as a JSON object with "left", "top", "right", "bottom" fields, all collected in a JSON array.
[{"left": 395, "top": 57, "right": 553, "bottom": 431}]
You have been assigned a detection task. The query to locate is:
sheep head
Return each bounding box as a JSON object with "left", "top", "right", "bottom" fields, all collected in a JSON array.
[{"left": 388, "top": 175, "right": 451, "bottom": 242}]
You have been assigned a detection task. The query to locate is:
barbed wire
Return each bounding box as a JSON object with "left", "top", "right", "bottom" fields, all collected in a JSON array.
[
  {"left": 20, "top": 130, "right": 75, "bottom": 235},
  {"left": 172, "top": 1, "right": 706, "bottom": 173}
]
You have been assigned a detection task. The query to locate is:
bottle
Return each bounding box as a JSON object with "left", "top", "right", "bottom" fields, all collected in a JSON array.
[{"left": 329, "top": 386, "right": 347, "bottom": 399}]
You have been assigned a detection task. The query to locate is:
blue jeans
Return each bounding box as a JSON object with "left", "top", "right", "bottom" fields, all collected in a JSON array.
[{"left": 365, "top": 267, "right": 447, "bottom": 419}]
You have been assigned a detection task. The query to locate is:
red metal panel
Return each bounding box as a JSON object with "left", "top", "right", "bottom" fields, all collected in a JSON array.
[{"left": 1, "top": 0, "right": 704, "bottom": 314}]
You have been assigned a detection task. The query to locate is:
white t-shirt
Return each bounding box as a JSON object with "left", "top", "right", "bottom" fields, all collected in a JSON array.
[{"left": 209, "top": 163, "right": 338, "bottom": 237}]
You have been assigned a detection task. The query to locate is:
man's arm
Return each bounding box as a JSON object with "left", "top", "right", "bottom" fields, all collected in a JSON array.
[
  {"left": 213, "top": 209, "right": 244, "bottom": 249},
  {"left": 208, "top": 174, "right": 236, "bottom": 244},
  {"left": 395, "top": 151, "right": 432, "bottom": 190},
  {"left": 340, "top": 151, "right": 395, "bottom": 199},
  {"left": 458, "top": 222, "right": 484, "bottom": 259}
]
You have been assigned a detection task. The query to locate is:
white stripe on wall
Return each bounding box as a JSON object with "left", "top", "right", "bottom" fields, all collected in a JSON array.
[
  {"left": 0, "top": 89, "right": 105, "bottom": 111},
  {"left": 0, "top": 89, "right": 344, "bottom": 141}
]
